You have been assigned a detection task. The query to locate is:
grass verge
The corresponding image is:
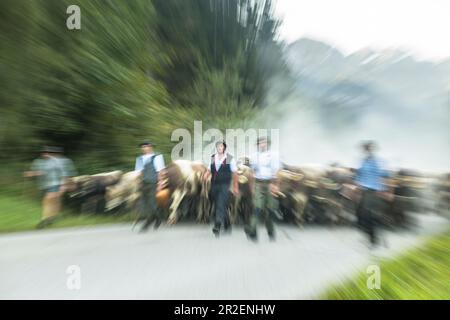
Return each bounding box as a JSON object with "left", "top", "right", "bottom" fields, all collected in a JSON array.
[
  {"left": 323, "top": 227, "right": 450, "bottom": 299},
  {"left": 0, "top": 194, "right": 133, "bottom": 234}
]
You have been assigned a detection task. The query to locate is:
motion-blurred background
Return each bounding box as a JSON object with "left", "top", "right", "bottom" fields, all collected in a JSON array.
[
  {"left": 0, "top": 0, "right": 449, "bottom": 300},
  {"left": 1, "top": 0, "right": 449, "bottom": 227}
]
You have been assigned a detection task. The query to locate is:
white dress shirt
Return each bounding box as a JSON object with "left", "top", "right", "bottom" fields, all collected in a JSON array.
[
  {"left": 135, "top": 153, "right": 165, "bottom": 172},
  {"left": 251, "top": 150, "right": 280, "bottom": 180},
  {"left": 209, "top": 153, "right": 238, "bottom": 173}
]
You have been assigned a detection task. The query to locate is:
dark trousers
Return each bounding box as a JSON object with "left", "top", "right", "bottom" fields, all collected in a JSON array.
[
  {"left": 211, "top": 183, "right": 231, "bottom": 230},
  {"left": 357, "top": 189, "right": 380, "bottom": 245},
  {"left": 141, "top": 182, "right": 164, "bottom": 227}
]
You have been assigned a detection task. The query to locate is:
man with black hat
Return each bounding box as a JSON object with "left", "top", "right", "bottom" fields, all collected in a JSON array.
[
  {"left": 135, "top": 141, "right": 166, "bottom": 232},
  {"left": 206, "top": 140, "right": 239, "bottom": 237},
  {"left": 24, "top": 146, "right": 66, "bottom": 228},
  {"left": 246, "top": 136, "right": 280, "bottom": 241},
  {"left": 355, "top": 140, "right": 389, "bottom": 248}
]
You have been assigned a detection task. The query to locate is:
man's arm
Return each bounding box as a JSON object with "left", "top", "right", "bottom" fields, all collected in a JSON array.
[
  {"left": 24, "top": 160, "right": 43, "bottom": 177},
  {"left": 60, "top": 159, "right": 77, "bottom": 191},
  {"left": 230, "top": 158, "right": 239, "bottom": 194},
  {"left": 154, "top": 154, "right": 165, "bottom": 172},
  {"left": 354, "top": 161, "right": 363, "bottom": 185},
  {"left": 64, "top": 158, "right": 77, "bottom": 177},
  {"left": 153, "top": 155, "right": 166, "bottom": 183},
  {"left": 270, "top": 153, "right": 281, "bottom": 195},
  {"left": 135, "top": 156, "right": 142, "bottom": 171}
]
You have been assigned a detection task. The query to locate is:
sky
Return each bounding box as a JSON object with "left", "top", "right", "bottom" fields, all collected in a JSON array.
[{"left": 274, "top": 0, "right": 450, "bottom": 61}]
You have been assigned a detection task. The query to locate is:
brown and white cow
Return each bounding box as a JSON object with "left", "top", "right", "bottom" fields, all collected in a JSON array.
[
  {"left": 67, "top": 170, "right": 123, "bottom": 214},
  {"left": 279, "top": 165, "right": 346, "bottom": 225},
  {"left": 228, "top": 164, "right": 255, "bottom": 225},
  {"left": 276, "top": 169, "right": 307, "bottom": 226},
  {"left": 104, "top": 170, "right": 142, "bottom": 212},
  {"left": 163, "top": 160, "right": 210, "bottom": 224}
]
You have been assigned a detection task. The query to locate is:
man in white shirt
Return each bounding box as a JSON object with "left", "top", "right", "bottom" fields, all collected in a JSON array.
[
  {"left": 246, "top": 136, "right": 280, "bottom": 241},
  {"left": 205, "top": 141, "right": 239, "bottom": 237},
  {"left": 135, "top": 141, "right": 166, "bottom": 232}
]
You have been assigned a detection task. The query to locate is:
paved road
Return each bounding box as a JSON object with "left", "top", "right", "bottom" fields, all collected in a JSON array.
[{"left": 0, "top": 213, "right": 448, "bottom": 299}]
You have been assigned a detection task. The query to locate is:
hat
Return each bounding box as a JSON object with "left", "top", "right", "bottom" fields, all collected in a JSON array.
[
  {"left": 257, "top": 136, "right": 270, "bottom": 145},
  {"left": 361, "top": 140, "right": 376, "bottom": 151},
  {"left": 139, "top": 141, "right": 153, "bottom": 147},
  {"left": 51, "top": 146, "right": 64, "bottom": 153},
  {"left": 40, "top": 146, "right": 53, "bottom": 153}
]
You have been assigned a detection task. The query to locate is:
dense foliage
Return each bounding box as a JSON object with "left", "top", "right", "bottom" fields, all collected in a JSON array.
[{"left": 0, "top": 0, "right": 285, "bottom": 174}]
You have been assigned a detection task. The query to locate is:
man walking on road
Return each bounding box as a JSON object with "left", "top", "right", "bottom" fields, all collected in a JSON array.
[
  {"left": 24, "top": 146, "right": 66, "bottom": 229},
  {"left": 246, "top": 137, "right": 281, "bottom": 242},
  {"left": 135, "top": 141, "right": 165, "bottom": 232},
  {"left": 355, "top": 141, "right": 389, "bottom": 248},
  {"left": 206, "top": 140, "right": 239, "bottom": 237}
]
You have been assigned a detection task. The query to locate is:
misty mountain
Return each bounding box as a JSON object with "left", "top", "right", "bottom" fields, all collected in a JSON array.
[
  {"left": 284, "top": 38, "right": 450, "bottom": 130},
  {"left": 267, "top": 38, "right": 449, "bottom": 171}
]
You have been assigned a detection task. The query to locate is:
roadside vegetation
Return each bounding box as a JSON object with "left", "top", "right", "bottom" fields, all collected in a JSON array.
[
  {"left": 0, "top": 0, "right": 286, "bottom": 232},
  {"left": 0, "top": 193, "right": 133, "bottom": 233},
  {"left": 323, "top": 228, "right": 450, "bottom": 299}
]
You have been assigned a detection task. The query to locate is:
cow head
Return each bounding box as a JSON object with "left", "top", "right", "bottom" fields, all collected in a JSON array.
[{"left": 67, "top": 175, "right": 92, "bottom": 198}]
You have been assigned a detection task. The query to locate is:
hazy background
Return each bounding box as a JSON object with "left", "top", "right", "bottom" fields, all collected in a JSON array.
[
  {"left": 0, "top": 0, "right": 449, "bottom": 186},
  {"left": 264, "top": 0, "right": 450, "bottom": 172}
]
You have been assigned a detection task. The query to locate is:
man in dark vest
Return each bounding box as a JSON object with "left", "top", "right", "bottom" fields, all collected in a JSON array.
[
  {"left": 206, "top": 140, "right": 239, "bottom": 237},
  {"left": 135, "top": 141, "right": 166, "bottom": 232}
]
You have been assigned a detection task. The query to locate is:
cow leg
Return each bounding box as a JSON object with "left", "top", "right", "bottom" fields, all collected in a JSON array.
[
  {"left": 196, "top": 193, "right": 209, "bottom": 223},
  {"left": 230, "top": 194, "right": 239, "bottom": 224},
  {"left": 168, "top": 188, "right": 186, "bottom": 224}
]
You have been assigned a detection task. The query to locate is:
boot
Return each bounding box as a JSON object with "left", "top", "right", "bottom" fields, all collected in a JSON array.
[{"left": 212, "top": 223, "right": 220, "bottom": 237}]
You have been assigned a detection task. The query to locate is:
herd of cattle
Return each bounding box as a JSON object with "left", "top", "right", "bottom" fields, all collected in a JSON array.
[{"left": 64, "top": 159, "right": 450, "bottom": 230}]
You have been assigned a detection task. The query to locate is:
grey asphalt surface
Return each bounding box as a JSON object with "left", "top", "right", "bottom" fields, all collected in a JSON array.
[{"left": 0, "top": 213, "right": 448, "bottom": 299}]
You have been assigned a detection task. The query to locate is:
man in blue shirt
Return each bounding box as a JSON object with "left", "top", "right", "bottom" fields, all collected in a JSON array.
[
  {"left": 24, "top": 146, "right": 66, "bottom": 229},
  {"left": 355, "top": 141, "right": 388, "bottom": 247}
]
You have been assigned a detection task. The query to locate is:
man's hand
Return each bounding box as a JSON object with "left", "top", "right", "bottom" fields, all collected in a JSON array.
[
  {"left": 270, "top": 183, "right": 280, "bottom": 197},
  {"left": 232, "top": 185, "right": 239, "bottom": 196},
  {"left": 23, "top": 171, "right": 42, "bottom": 178},
  {"left": 232, "top": 172, "right": 239, "bottom": 196}
]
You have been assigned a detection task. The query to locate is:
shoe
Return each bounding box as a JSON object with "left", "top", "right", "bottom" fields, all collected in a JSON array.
[
  {"left": 246, "top": 232, "right": 258, "bottom": 242},
  {"left": 268, "top": 234, "right": 276, "bottom": 242},
  {"left": 212, "top": 223, "right": 221, "bottom": 237},
  {"left": 223, "top": 225, "right": 232, "bottom": 235},
  {"left": 368, "top": 240, "right": 379, "bottom": 250},
  {"left": 36, "top": 218, "right": 54, "bottom": 229},
  {"left": 36, "top": 221, "right": 47, "bottom": 229},
  {"left": 139, "top": 220, "right": 152, "bottom": 233},
  {"left": 153, "top": 218, "right": 162, "bottom": 230}
]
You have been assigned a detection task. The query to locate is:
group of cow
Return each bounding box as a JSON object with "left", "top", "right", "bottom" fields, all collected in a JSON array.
[{"left": 64, "top": 159, "right": 450, "bottom": 230}]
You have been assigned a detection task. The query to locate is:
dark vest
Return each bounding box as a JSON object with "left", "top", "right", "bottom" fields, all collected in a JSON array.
[
  {"left": 142, "top": 154, "right": 159, "bottom": 184},
  {"left": 210, "top": 154, "right": 233, "bottom": 185}
]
